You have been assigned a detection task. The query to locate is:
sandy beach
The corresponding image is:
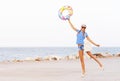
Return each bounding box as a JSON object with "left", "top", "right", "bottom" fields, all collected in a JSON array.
[{"left": 0, "top": 57, "right": 120, "bottom": 81}]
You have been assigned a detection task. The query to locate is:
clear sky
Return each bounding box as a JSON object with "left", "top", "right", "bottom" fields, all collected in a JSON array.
[{"left": 0, "top": 0, "right": 119, "bottom": 47}]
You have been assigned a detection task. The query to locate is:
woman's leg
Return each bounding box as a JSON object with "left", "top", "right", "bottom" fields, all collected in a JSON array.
[
  {"left": 86, "top": 51, "right": 103, "bottom": 68},
  {"left": 79, "top": 50, "right": 85, "bottom": 75}
]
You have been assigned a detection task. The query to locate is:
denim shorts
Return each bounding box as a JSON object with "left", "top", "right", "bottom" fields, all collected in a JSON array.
[{"left": 78, "top": 45, "right": 84, "bottom": 51}]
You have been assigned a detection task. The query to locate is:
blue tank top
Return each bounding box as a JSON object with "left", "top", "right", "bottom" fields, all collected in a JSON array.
[{"left": 76, "top": 30, "right": 88, "bottom": 45}]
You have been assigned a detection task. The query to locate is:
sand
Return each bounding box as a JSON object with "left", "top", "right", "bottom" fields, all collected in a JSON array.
[{"left": 0, "top": 57, "right": 120, "bottom": 81}]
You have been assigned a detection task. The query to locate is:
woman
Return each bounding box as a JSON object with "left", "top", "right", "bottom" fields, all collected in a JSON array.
[{"left": 67, "top": 19, "right": 103, "bottom": 76}]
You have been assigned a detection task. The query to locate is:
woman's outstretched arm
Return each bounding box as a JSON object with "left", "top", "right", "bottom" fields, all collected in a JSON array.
[
  {"left": 68, "top": 19, "right": 78, "bottom": 32},
  {"left": 86, "top": 36, "right": 100, "bottom": 47}
]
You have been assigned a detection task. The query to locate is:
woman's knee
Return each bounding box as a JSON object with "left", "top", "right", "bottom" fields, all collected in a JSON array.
[{"left": 86, "top": 51, "right": 91, "bottom": 54}]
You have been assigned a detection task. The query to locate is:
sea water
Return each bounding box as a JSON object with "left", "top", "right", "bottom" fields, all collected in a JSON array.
[{"left": 0, "top": 47, "right": 120, "bottom": 61}]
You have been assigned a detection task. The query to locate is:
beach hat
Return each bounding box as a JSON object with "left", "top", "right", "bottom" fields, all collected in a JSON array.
[{"left": 81, "top": 24, "right": 87, "bottom": 27}]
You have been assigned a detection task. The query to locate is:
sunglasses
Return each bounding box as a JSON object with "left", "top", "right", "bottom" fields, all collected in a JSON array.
[{"left": 82, "top": 27, "right": 86, "bottom": 29}]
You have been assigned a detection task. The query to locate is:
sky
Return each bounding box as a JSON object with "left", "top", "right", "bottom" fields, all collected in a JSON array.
[{"left": 0, "top": 0, "right": 119, "bottom": 47}]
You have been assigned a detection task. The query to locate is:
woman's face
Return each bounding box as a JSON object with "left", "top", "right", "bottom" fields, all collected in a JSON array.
[{"left": 81, "top": 27, "right": 86, "bottom": 32}]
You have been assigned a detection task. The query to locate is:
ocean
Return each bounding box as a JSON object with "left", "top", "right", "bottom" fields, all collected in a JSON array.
[{"left": 0, "top": 47, "right": 120, "bottom": 61}]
